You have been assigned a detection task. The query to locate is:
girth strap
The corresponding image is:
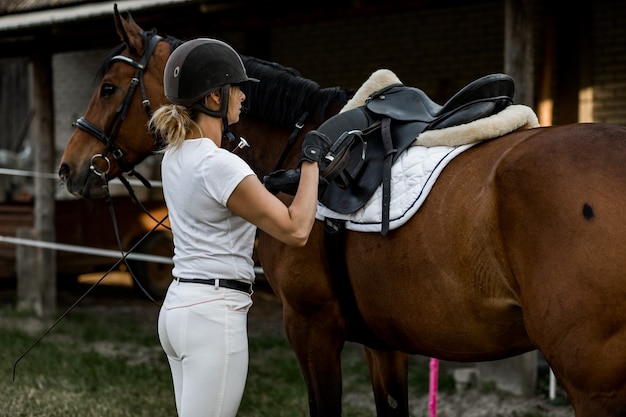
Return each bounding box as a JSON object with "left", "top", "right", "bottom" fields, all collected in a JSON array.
[
  {"left": 380, "top": 117, "right": 395, "bottom": 236},
  {"left": 323, "top": 218, "right": 393, "bottom": 349}
]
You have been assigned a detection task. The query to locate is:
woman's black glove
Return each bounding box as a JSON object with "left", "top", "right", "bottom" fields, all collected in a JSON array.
[
  {"left": 263, "top": 169, "right": 300, "bottom": 195},
  {"left": 263, "top": 169, "right": 329, "bottom": 196},
  {"left": 300, "top": 131, "right": 333, "bottom": 166}
]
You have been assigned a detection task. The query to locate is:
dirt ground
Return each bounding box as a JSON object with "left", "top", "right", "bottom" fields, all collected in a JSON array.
[{"left": 2, "top": 281, "right": 576, "bottom": 417}]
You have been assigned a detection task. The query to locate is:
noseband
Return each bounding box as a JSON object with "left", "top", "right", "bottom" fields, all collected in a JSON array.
[{"left": 73, "top": 33, "right": 165, "bottom": 188}]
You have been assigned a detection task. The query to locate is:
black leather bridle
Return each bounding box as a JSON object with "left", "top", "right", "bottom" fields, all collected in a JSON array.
[
  {"left": 72, "top": 33, "right": 165, "bottom": 188},
  {"left": 71, "top": 33, "right": 170, "bottom": 305}
]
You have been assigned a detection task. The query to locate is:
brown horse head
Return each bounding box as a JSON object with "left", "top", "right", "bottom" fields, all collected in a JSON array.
[{"left": 58, "top": 6, "right": 179, "bottom": 198}]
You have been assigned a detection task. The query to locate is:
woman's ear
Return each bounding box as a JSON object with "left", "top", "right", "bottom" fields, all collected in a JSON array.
[
  {"left": 204, "top": 91, "right": 221, "bottom": 110},
  {"left": 210, "top": 89, "right": 221, "bottom": 104}
]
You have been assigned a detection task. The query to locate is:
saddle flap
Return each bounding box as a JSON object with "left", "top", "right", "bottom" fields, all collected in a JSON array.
[
  {"left": 319, "top": 131, "right": 384, "bottom": 213},
  {"left": 318, "top": 112, "right": 427, "bottom": 214}
]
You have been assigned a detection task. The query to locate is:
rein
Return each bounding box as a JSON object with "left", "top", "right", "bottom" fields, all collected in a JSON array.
[
  {"left": 273, "top": 111, "right": 309, "bottom": 171},
  {"left": 99, "top": 172, "right": 166, "bottom": 304},
  {"left": 81, "top": 32, "right": 171, "bottom": 301}
]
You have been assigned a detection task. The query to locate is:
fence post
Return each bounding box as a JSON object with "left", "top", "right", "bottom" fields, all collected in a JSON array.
[
  {"left": 19, "top": 40, "right": 58, "bottom": 317},
  {"left": 16, "top": 227, "right": 42, "bottom": 316}
]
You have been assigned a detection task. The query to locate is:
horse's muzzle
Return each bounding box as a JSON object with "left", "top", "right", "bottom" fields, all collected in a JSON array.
[{"left": 58, "top": 162, "right": 105, "bottom": 199}]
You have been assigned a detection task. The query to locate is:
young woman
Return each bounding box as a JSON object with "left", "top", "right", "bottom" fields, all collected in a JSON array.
[{"left": 150, "top": 38, "right": 328, "bottom": 417}]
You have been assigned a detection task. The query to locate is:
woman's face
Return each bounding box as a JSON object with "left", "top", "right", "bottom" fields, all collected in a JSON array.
[{"left": 227, "top": 85, "right": 246, "bottom": 125}]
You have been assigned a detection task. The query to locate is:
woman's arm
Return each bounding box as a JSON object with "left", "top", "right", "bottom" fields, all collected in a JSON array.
[{"left": 227, "top": 161, "right": 319, "bottom": 247}]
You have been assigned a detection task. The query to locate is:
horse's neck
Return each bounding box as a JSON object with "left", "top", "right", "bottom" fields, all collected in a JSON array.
[{"left": 228, "top": 84, "right": 349, "bottom": 176}]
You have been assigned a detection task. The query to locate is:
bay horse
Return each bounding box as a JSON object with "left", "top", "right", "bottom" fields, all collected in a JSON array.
[{"left": 58, "top": 7, "right": 626, "bottom": 417}]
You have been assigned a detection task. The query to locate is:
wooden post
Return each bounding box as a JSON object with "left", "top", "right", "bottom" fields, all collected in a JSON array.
[
  {"left": 16, "top": 227, "right": 41, "bottom": 316},
  {"left": 504, "top": 0, "right": 535, "bottom": 106},
  {"left": 17, "top": 39, "right": 57, "bottom": 317}
]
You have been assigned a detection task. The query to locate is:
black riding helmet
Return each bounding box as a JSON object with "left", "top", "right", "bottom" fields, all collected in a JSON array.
[{"left": 164, "top": 38, "right": 259, "bottom": 138}]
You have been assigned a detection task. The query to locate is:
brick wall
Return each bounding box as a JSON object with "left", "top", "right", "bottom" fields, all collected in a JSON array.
[{"left": 270, "top": 1, "right": 505, "bottom": 103}]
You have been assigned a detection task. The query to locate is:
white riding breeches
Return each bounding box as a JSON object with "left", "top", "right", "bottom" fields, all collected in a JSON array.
[{"left": 158, "top": 281, "right": 253, "bottom": 417}]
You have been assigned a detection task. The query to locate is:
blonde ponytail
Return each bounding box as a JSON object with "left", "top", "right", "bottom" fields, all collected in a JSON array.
[{"left": 149, "top": 104, "right": 199, "bottom": 152}]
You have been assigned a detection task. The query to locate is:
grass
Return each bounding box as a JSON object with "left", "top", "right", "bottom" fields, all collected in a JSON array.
[
  {"left": 0, "top": 286, "right": 453, "bottom": 417},
  {"left": 0, "top": 284, "right": 576, "bottom": 417},
  {"left": 3, "top": 306, "right": 172, "bottom": 417}
]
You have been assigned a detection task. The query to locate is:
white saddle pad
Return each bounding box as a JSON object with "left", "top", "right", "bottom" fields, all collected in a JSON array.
[{"left": 316, "top": 142, "right": 477, "bottom": 232}]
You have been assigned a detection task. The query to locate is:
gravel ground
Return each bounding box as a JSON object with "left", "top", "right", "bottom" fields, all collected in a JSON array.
[{"left": 411, "top": 390, "right": 574, "bottom": 417}]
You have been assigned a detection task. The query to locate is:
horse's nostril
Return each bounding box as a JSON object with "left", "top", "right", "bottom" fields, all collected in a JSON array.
[{"left": 58, "top": 163, "right": 70, "bottom": 180}]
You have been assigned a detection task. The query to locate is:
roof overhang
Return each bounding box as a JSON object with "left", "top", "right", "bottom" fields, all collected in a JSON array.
[{"left": 0, "top": 0, "right": 197, "bottom": 33}]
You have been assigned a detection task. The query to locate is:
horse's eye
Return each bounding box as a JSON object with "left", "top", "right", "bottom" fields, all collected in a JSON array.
[{"left": 100, "top": 84, "right": 116, "bottom": 97}]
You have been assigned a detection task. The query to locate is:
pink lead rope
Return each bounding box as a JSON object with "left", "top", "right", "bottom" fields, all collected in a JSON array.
[{"left": 429, "top": 358, "right": 439, "bottom": 417}]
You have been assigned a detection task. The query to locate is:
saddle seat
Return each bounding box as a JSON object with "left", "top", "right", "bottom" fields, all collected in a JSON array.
[
  {"left": 314, "top": 73, "right": 514, "bottom": 234},
  {"left": 367, "top": 73, "right": 514, "bottom": 127}
]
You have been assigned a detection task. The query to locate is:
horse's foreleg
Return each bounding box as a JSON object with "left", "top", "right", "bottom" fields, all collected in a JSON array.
[
  {"left": 364, "top": 347, "right": 409, "bottom": 417},
  {"left": 283, "top": 303, "right": 345, "bottom": 417}
]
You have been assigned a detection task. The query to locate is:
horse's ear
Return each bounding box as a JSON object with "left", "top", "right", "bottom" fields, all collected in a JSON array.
[{"left": 113, "top": 4, "right": 145, "bottom": 56}]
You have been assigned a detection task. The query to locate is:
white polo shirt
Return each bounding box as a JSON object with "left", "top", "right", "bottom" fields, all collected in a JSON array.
[{"left": 161, "top": 138, "right": 257, "bottom": 282}]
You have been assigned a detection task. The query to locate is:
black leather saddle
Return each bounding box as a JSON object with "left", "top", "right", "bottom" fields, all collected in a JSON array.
[{"left": 313, "top": 73, "right": 515, "bottom": 234}]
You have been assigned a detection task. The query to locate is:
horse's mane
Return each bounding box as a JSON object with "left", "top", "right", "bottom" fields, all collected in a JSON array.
[
  {"left": 95, "top": 32, "right": 348, "bottom": 127},
  {"left": 95, "top": 29, "right": 183, "bottom": 82},
  {"left": 241, "top": 56, "right": 350, "bottom": 128}
]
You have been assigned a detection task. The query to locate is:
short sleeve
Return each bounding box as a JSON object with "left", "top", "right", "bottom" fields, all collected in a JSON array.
[{"left": 202, "top": 149, "right": 255, "bottom": 206}]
